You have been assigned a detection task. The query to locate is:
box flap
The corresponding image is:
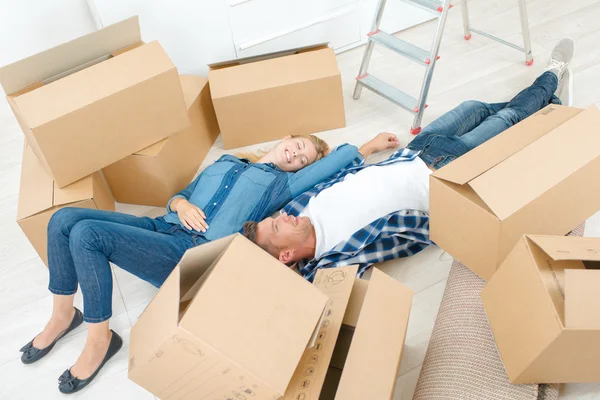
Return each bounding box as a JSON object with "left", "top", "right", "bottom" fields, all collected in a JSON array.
[
  {"left": 468, "top": 107, "right": 600, "bottom": 220},
  {"left": 53, "top": 176, "right": 94, "bottom": 206},
  {"left": 528, "top": 235, "right": 600, "bottom": 262},
  {"left": 209, "top": 47, "right": 339, "bottom": 99},
  {"left": 335, "top": 269, "right": 413, "bottom": 400},
  {"left": 432, "top": 105, "right": 584, "bottom": 185},
  {"left": 208, "top": 43, "right": 329, "bottom": 69},
  {"left": 342, "top": 278, "right": 369, "bottom": 327},
  {"left": 179, "top": 235, "right": 328, "bottom": 395},
  {"left": 134, "top": 139, "right": 168, "bottom": 157},
  {"left": 179, "top": 75, "right": 208, "bottom": 109},
  {"left": 17, "top": 145, "right": 53, "bottom": 220},
  {"left": 565, "top": 269, "right": 600, "bottom": 329},
  {"left": 0, "top": 16, "right": 141, "bottom": 95},
  {"left": 13, "top": 41, "right": 174, "bottom": 129},
  {"left": 282, "top": 265, "right": 357, "bottom": 400},
  {"left": 176, "top": 235, "right": 237, "bottom": 298}
]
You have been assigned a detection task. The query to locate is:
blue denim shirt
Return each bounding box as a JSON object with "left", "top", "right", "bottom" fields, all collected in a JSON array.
[{"left": 163, "top": 144, "right": 358, "bottom": 241}]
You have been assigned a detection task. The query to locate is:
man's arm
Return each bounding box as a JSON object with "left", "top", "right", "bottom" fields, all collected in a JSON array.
[{"left": 358, "top": 132, "right": 401, "bottom": 159}]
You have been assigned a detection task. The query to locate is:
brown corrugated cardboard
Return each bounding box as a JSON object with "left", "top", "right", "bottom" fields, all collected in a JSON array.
[
  {"left": 128, "top": 234, "right": 329, "bottom": 399},
  {"left": 17, "top": 145, "right": 114, "bottom": 266},
  {"left": 482, "top": 235, "right": 600, "bottom": 383},
  {"left": 283, "top": 266, "right": 357, "bottom": 400},
  {"left": 0, "top": 16, "right": 189, "bottom": 188},
  {"left": 430, "top": 105, "right": 600, "bottom": 281},
  {"left": 208, "top": 44, "right": 345, "bottom": 149},
  {"left": 284, "top": 268, "right": 413, "bottom": 400},
  {"left": 103, "top": 75, "right": 219, "bottom": 207},
  {"left": 334, "top": 269, "right": 413, "bottom": 399}
]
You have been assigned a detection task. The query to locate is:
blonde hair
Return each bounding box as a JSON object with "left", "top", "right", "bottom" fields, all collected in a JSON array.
[{"left": 236, "top": 134, "right": 330, "bottom": 164}]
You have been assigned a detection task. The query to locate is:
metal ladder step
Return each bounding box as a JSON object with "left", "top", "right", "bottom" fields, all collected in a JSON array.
[
  {"left": 399, "top": 0, "right": 445, "bottom": 14},
  {"left": 369, "top": 30, "right": 433, "bottom": 66},
  {"left": 356, "top": 74, "right": 419, "bottom": 113}
]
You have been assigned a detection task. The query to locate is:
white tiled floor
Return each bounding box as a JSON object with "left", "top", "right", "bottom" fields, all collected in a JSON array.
[{"left": 1, "top": 0, "right": 600, "bottom": 398}]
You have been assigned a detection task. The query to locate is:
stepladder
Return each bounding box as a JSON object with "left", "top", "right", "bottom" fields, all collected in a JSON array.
[
  {"left": 353, "top": 0, "right": 453, "bottom": 135},
  {"left": 461, "top": 0, "right": 534, "bottom": 65}
]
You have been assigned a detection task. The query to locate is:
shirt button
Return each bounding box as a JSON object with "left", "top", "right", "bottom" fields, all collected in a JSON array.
[
  {"left": 225, "top": 186, "right": 228, "bottom": 189},
  {"left": 235, "top": 170, "right": 238, "bottom": 173},
  {"left": 213, "top": 202, "right": 217, "bottom": 206}
]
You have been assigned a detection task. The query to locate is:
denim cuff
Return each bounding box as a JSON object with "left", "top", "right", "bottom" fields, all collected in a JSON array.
[
  {"left": 83, "top": 312, "right": 112, "bottom": 323},
  {"left": 48, "top": 287, "right": 78, "bottom": 296}
]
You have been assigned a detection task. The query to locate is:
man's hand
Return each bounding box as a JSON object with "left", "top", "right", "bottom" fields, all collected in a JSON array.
[
  {"left": 174, "top": 199, "right": 208, "bottom": 232},
  {"left": 359, "top": 132, "right": 401, "bottom": 159}
]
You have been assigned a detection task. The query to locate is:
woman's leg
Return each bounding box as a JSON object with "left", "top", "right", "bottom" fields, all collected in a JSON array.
[
  {"left": 34, "top": 208, "right": 163, "bottom": 350},
  {"left": 409, "top": 99, "right": 506, "bottom": 146},
  {"left": 458, "top": 72, "right": 560, "bottom": 149},
  {"left": 65, "top": 219, "right": 194, "bottom": 378}
]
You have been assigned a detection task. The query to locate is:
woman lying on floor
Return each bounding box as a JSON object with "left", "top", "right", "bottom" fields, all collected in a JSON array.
[{"left": 18, "top": 131, "right": 399, "bottom": 394}]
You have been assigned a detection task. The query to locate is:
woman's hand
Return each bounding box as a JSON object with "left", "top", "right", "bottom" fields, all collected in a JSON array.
[
  {"left": 359, "top": 132, "right": 401, "bottom": 159},
  {"left": 174, "top": 199, "right": 208, "bottom": 232}
]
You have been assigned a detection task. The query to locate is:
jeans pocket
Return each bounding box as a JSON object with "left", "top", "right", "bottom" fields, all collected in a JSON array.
[{"left": 418, "top": 135, "right": 467, "bottom": 168}]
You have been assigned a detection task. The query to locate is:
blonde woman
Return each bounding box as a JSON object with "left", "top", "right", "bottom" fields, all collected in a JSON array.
[{"left": 19, "top": 132, "right": 397, "bottom": 394}]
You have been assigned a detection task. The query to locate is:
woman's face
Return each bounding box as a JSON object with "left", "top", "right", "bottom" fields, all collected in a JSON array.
[{"left": 269, "top": 136, "right": 319, "bottom": 172}]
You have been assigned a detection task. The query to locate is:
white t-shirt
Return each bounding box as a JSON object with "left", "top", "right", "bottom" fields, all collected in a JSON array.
[{"left": 300, "top": 158, "right": 431, "bottom": 258}]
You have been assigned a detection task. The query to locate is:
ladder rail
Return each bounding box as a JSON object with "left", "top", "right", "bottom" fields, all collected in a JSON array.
[
  {"left": 412, "top": 0, "right": 451, "bottom": 131},
  {"left": 353, "top": 0, "right": 388, "bottom": 99},
  {"left": 461, "top": 0, "right": 533, "bottom": 64}
]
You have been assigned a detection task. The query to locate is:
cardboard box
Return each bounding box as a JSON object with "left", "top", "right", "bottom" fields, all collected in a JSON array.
[
  {"left": 128, "top": 234, "right": 329, "bottom": 400},
  {"left": 482, "top": 235, "right": 600, "bottom": 383},
  {"left": 103, "top": 75, "right": 219, "bottom": 207},
  {"left": 208, "top": 44, "right": 346, "bottom": 149},
  {"left": 430, "top": 105, "right": 600, "bottom": 281},
  {"left": 283, "top": 268, "right": 413, "bottom": 400},
  {"left": 17, "top": 145, "right": 115, "bottom": 266},
  {"left": 0, "top": 16, "right": 189, "bottom": 188}
]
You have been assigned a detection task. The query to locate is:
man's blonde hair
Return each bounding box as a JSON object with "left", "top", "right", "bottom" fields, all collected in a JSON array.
[{"left": 236, "top": 134, "right": 329, "bottom": 163}]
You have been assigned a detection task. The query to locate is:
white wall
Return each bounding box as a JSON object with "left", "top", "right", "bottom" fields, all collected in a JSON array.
[
  {"left": 0, "top": 0, "right": 97, "bottom": 139},
  {"left": 90, "top": 0, "right": 237, "bottom": 76}
]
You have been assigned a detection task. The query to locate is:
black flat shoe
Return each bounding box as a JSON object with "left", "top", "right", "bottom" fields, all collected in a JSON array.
[
  {"left": 58, "top": 330, "right": 123, "bottom": 394},
  {"left": 20, "top": 307, "right": 84, "bottom": 364}
]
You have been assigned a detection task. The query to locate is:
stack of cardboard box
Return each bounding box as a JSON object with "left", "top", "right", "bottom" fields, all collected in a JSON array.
[
  {"left": 429, "top": 104, "right": 600, "bottom": 383},
  {"left": 1, "top": 17, "right": 220, "bottom": 265}
]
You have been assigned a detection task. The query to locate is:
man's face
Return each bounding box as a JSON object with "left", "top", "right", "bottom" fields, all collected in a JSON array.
[{"left": 255, "top": 213, "right": 313, "bottom": 264}]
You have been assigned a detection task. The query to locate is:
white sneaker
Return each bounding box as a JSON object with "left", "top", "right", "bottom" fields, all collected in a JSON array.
[
  {"left": 545, "top": 38, "right": 575, "bottom": 80},
  {"left": 555, "top": 68, "right": 574, "bottom": 106}
]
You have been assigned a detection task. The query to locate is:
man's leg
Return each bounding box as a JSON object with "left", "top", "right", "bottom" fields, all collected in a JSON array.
[
  {"left": 457, "top": 38, "right": 574, "bottom": 150},
  {"left": 458, "top": 72, "right": 559, "bottom": 149}
]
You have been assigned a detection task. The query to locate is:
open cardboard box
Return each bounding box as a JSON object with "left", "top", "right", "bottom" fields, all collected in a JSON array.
[
  {"left": 0, "top": 16, "right": 189, "bottom": 188},
  {"left": 430, "top": 105, "right": 600, "bottom": 281},
  {"left": 128, "top": 234, "right": 329, "bottom": 399},
  {"left": 482, "top": 235, "right": 600, "bottom": 383},
  {"left": 208, "top": 43, "right": 345, "bottom": 149},
  {"left": 103, "top": 75, "right": 220, "bottom": 207},
  {"left": 18, "top": 145, "right": 114, "bottom": 266}
]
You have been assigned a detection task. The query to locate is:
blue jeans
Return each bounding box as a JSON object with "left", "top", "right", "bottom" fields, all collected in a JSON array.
[
  {"left": 47, "top": 208, "right": 203, "bottom": 323},
  {"left": 407, "top": 71, "right": 560, "bottom": 169}
]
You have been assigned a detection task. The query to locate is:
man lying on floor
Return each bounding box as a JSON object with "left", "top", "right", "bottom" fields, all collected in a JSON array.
[{"left": 243, "top": 38, "right": 574, "bottom": 280}]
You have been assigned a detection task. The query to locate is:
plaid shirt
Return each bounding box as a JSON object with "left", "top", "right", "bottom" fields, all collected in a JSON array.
[{"left": 282, "top": 147, "right": 432, "bottom": 281}]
